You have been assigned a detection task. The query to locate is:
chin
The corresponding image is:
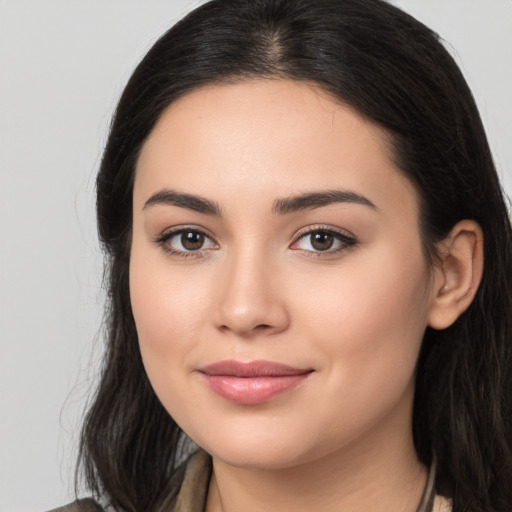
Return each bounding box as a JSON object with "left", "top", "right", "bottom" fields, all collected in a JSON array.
[
  {"left": 206, "top": 444, "right": 308, "bottom": 470},
  {"left": 188, "top": 424, "right": 320, "bottom": 470}
]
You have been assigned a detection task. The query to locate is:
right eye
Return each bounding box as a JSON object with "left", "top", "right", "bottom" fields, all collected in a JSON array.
[{"left": 155, "top": 227, "right": 218, "bottom": 257}]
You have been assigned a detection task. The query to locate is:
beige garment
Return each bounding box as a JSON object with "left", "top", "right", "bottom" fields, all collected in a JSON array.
[
  {"left": 172, "top": 449, "right": 211, "bottom": 512},
  {"left": 172, "top": 449, "right": 452, "bottom": 512},
  {"left": 48, "top": 450, "right": 452, "bottom": 512},
  {"left": 433, "top": 494, "right": 453, "bottom": 511}
]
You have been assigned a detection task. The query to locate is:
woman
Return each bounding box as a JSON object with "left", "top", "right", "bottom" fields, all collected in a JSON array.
[{"left": 55, "top": 0, "right": 512, "bottom": 511}]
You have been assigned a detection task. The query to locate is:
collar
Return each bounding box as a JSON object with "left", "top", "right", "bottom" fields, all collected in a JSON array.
[{"left": 172, "top": 450, "right": 451, "bottom": 512}]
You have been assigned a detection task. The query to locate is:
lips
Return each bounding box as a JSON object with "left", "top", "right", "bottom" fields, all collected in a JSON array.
[{"left": 198, "top": 360, "right": 313, "bottom": 404}]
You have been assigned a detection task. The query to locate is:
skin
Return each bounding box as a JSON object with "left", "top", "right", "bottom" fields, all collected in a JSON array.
[{"left": 130, "top": 80, "right": 483, "bottom": 512}]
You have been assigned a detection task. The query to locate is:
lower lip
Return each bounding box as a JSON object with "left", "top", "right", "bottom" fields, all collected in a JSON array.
[{"left": 201, "top": 373, "right": 312, "bottom": 405}]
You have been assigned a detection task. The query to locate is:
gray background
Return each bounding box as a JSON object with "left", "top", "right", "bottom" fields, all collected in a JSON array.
[{"left": 1, "top": 1, "right": 510, "bottom": 510}]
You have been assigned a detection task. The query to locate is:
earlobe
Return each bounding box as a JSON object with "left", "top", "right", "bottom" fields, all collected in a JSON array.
[{"left": 427, "top": 220, "right": 484, "bottom": 330}]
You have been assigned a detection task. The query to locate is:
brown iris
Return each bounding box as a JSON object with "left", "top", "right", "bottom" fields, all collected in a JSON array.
[
  {"left": 310, "top": 232, "right": 335, "bottom": 251},
  {"left": 181, "top": 231, "right": 205, "bottom": 250}
]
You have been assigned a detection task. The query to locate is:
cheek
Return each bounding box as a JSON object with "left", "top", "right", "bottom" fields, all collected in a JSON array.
[
  {"left": 129, "top": 253, "right": 218, "bottom": 433},
  {"left": 292, "top": 243, "right": 430, "bottom": 390},
  {"left": 129, "top": 242, "right": 211, "bottom": 384}
]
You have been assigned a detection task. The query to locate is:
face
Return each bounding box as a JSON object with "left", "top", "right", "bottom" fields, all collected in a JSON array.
[{"left": 130, "top": 80, "right": 435, "bottom": 469}]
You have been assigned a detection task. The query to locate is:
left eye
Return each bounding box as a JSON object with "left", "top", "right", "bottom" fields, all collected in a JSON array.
[{"left": 292, "top": 230, "right": 355, "bottom": 253}]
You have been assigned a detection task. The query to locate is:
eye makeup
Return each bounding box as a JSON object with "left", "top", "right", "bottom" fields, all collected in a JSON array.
[{"left": 153, "top": 223, "right": 358, "bottom": 260}]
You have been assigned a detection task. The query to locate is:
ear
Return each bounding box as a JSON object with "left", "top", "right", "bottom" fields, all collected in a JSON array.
[{"left": 427, "top": 220, "right": 484, "bottom": 330}]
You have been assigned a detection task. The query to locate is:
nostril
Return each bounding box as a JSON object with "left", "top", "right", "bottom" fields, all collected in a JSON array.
[
  {"left": 219, "top": 322, "right": 278, "bottom": 337},
  {"left": 254, "top": 324, "right": 273, "bottom": 331}
]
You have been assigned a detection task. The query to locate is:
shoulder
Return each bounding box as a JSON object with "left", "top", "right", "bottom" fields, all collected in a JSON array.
[
  {"left": 47, "top": 450, "right": 211, "bottom": 512},
  {"left": 46, "top": 498, "right": 105, "bottom": 512}
]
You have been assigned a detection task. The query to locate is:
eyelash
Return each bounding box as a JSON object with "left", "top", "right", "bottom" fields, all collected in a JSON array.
[
  {"left": 291, "top": 225, "right": 357, "bottom": 258},
  {"left": 154, "top": 225, "right": 357, "bottom": 260},
  {"left": 154, "top": 226, "right": 218, "bottom": 259}
]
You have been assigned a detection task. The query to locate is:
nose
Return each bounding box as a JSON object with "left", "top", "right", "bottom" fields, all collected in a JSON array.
[{"left": 214, "top": 248, "right": 290, "bottom": 338}]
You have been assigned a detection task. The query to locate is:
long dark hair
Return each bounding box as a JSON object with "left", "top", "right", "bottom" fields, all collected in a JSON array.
[{"left": 78, "top": 1, "right": 512, "bottom": 510}]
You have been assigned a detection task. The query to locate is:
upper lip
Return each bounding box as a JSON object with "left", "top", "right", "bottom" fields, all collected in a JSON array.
[{"left": 198, "top": 360, "right": 313, "bottom": 377}]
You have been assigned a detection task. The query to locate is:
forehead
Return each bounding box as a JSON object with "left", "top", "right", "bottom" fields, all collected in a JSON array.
[{"left": 135, "top": 79, "right": 418, "bottom": 217}]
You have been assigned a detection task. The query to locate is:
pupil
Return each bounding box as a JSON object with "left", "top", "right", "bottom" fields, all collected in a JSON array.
[
  {"left": 181, "top": 232, "right": 204, "bottom": 251},
  {"left": 311, "top": 232, "right": 334, "bottom": 251}
]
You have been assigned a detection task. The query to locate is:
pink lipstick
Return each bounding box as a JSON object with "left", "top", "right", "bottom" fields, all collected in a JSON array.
[{"left": 198, "top": 360, "right": 313, "bottom": 405}]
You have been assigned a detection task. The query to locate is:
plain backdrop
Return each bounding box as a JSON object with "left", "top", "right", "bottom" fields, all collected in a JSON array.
[{"left": 1, "top": 1, "right": 511, "bottom": 511}]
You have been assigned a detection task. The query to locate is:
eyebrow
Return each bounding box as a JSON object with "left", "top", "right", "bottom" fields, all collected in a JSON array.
[
  {"left": 142, "top": 188, "right": 376, "bottom": 217},
  {"left": 272, "top": 189, "right": 377, "bottom": 215},
  {"left": 143, "top": 189, "right": 222, "bottom": 216}
]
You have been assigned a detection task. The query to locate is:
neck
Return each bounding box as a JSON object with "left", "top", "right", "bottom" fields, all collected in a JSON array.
[{"left": 205, "top": 399, "right": 427, "bottom": 512}]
